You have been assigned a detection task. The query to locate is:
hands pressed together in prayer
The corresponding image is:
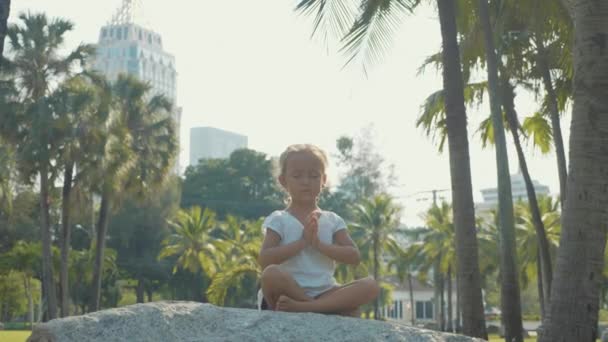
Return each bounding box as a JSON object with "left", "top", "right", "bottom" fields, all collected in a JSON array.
[{"left": 302, "top": 210, "right": 322, "bottom": 249}]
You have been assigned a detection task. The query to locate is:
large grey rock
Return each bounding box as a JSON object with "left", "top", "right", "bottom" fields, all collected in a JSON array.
[{"left": 27, "top": 301, "right": 485, "bottom": 342}]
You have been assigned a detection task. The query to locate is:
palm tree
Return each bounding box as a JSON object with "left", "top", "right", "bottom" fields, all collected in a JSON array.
[
  {"left": 158, "top": 206, "right": 221, "bottom": 302},
  {"left": 435, "top": 1, "right": 487, "bottom": 336},
  {"left": 0, "top": 0, "right": 10, "bottom": 67},
  {"left": 206, "top": 216, "right": 263, "bottom": 306},
  {"left": 476, "top": 1, "right": 523, "bottom": 339},
  {"left": 1, "top": 13, "right": 93, "bottom": 319},
  {"left": 89, "top": 74, "right": 177, "bottom": 311},
  {"left": 52, "top": 73, "right": 110, "bottom": 317},
  {"left": 350, "top": 194, "right": 402, "bottom": 319},
  {"left": 403, "top": 202, "right": 458, "bottom": 331},
  {"left": 513, "top": 197, "right": 560, "bottom": 316},
  {"left": 539, "top": 3, "right": 608, "bottom": 331}
]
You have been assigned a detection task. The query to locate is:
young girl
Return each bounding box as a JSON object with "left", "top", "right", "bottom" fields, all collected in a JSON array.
[{"left": 258, "top": 144, "right": 380, "bottom": 316}]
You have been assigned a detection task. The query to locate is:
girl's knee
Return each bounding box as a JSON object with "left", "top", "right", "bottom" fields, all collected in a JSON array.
[
  {"left": 261, "top": 265, "right": 284, "bottom": 284},
  {"left": 362, "top": 277, "right": 381, "bottom": 298}
]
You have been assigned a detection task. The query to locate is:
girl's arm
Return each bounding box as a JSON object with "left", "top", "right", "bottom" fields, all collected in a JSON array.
[
  {"left": 258, "top": 229, "right": 307, "bottom": 269},
  {"left": 315, "top": 230, "right": 360, "bottom": 265}
]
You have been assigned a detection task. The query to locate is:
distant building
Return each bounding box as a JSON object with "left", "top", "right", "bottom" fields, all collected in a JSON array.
[
  {"left": 92, "top": 0, "right": 182, "bottom": 173},
  {"left": 189, "top": 127, "right": 248, "bottom": 166},
  {"left": 477, "top": 171, "right": 551, "bottom": 213}
]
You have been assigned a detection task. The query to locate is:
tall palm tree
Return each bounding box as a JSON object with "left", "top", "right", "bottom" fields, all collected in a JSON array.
[
  {"left": 477, "top": 1, "right": 523, "bottom": 339},
  {"left": 52, "top": 72, "right": 110, "bottom": 317},
  {"left": 539, "top": 3, "right": 608, "bottom": 339},
  {"left": 435, "top": 1, "right": 487, "bottom": 336},
  {"left": 89, "top": 74, "right": 177, "bottom": 311},
  {"left": 351, "top": 194, "right": 402, "bottom": 319},
  {"left": 1, "top": 13, "right": 93, "bottom": 320},
  {"left": 158, "top": 206, "right": 221, "bottom": 302}
]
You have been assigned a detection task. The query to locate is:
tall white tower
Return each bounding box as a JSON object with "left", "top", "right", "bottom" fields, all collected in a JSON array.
[{"left": 93, "top": 0, "right": 182, "bottom": 174}]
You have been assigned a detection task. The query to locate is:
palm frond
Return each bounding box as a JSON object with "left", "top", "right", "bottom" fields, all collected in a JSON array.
[
  {"left": 295, "top": 0, "right": 357, "bottom": 44},
  {"left": 522, "top": 111, "right": 553, "bottom": 154},
  {"left": 340, "top": 0, "right": 421, "bottom": 72}
]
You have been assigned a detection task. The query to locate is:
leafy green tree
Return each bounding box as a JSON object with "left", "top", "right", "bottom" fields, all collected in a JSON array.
[
  {"left": 181, "top": 148, "right": 283, "bottom": 219},
  {"left": 334, "top": 130, "right": 396, "bottom": 205},
  {"left": 107, "top": 177, "right": 180, "bottom": 303},
  {"left": 1, "top": 240, "right": 41, "bottom": 329}
]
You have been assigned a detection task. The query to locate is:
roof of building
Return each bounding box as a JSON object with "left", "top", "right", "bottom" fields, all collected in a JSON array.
[{"left": 109, "top": 0, "right": 149, "bottom": 28}]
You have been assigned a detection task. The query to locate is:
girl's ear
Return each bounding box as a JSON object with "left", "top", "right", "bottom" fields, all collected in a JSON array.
[
  {"left": 322, "top": 174, "right": 328, "bottom": 187},
  {"left": 278, "top": 174, "right": 287, "bottom": 188}
]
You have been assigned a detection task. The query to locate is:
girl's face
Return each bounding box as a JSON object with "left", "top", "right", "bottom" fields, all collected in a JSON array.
[{"left": 279, "top": 151, "right": 326, "bottom": 205}]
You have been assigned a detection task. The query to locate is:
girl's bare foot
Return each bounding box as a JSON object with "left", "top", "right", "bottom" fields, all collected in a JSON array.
[{"left": 276, "top": 295, "right": 304, "bottom": 312}]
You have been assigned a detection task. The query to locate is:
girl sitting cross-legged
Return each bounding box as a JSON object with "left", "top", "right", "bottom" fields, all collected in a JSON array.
[{"left": 258, "top": 143, "right": 380, "bottom": 316}]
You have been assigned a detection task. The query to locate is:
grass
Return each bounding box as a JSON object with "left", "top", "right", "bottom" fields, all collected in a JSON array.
[{"left": 0, "top": 330, "right": 31, "bottom": 342}]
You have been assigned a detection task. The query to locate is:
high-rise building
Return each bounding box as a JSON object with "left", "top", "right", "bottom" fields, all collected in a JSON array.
[
  {"left": 93, "top": 0, "right": 182, "bottom": 173},
  {"left": 189, "top": 127, "right": 248, "bottom": 166}
]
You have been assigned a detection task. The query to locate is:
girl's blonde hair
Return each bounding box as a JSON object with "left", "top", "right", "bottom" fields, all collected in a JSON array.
[{"left": 277, "top": 143, "right": 329, "bottom": 180}]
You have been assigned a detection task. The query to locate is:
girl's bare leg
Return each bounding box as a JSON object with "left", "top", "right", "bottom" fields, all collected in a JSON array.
[
  {"left": 275, "top": 277, "right": 379, "bottom": 315},
  {"left": 260, "top": 265, "right": 312, "bottom": 309}
]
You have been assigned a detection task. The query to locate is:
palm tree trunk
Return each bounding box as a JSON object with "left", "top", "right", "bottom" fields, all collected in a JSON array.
[
  {"left": 146, "top": 287, "right": 153, "bottom": 303},
  {"left": 477, "top": 1, "right": 523, "bottom": 340},
  {"left": 437, "top": 0, "right": 487, "bottom": 338},
  {"left": 408, "top": 273, "right": 415, "bottom": 325},
  {"left": 456, "top": 274, "right": 461, "bottom": 332},
  {"left": 447, "top": 265, "right": 453, "bottom": 332},
  {"left": 24, "top": 275, "right": 33, "bottom": 330},
  {"left": 434, "top": 260, "right": 445, "bottom": 330},
  {"left": 0, "top": 0, "right": 10, "bottom": 67},
  {"left": 90, "top": 190, "right": 110, "bottom": 312},
  {"left": 439, "top": 272, "right": 445, "bottom": 331},
  {"left": 39, "top": 167, "right": 58, "bottom": 320},
  {"left": 60, "top": 162, "right": 74, "bottom": 317},
  {"left": 535, "top": 36, "right": 568, "bottom": 207},
  {"left": 539, "top": 1, "right": 608, "bottom": 341},
  {"left": 502, "top": 77, "right": 553, "bottom": 313},
  {"left": 136, "top": 277, "right": 145, "bottom": 303},
  {"left": 373, "top": 234, "right": 380, "bottom": 320},
  {"left": 537, "top": 251, "right": 545, "bottom": 319}
]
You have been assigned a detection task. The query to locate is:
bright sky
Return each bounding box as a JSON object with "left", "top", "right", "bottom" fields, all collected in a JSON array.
[{"left": 11, "top": 0, "right": 570, "bottom": 226}]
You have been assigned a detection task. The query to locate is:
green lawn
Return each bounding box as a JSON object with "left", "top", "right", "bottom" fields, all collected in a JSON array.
[{"left": 0, "top": 330, "right": 31, "bottom": 342}]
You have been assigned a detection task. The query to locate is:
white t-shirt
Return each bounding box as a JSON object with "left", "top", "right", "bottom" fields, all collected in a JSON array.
[{"left": 262, "top": 210, "right": 347, "bottom": 289}]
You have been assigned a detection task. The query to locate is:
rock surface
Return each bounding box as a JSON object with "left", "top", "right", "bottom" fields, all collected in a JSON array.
[{"left": 27, "top": 301, "right": 485, "bottom": 342}]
